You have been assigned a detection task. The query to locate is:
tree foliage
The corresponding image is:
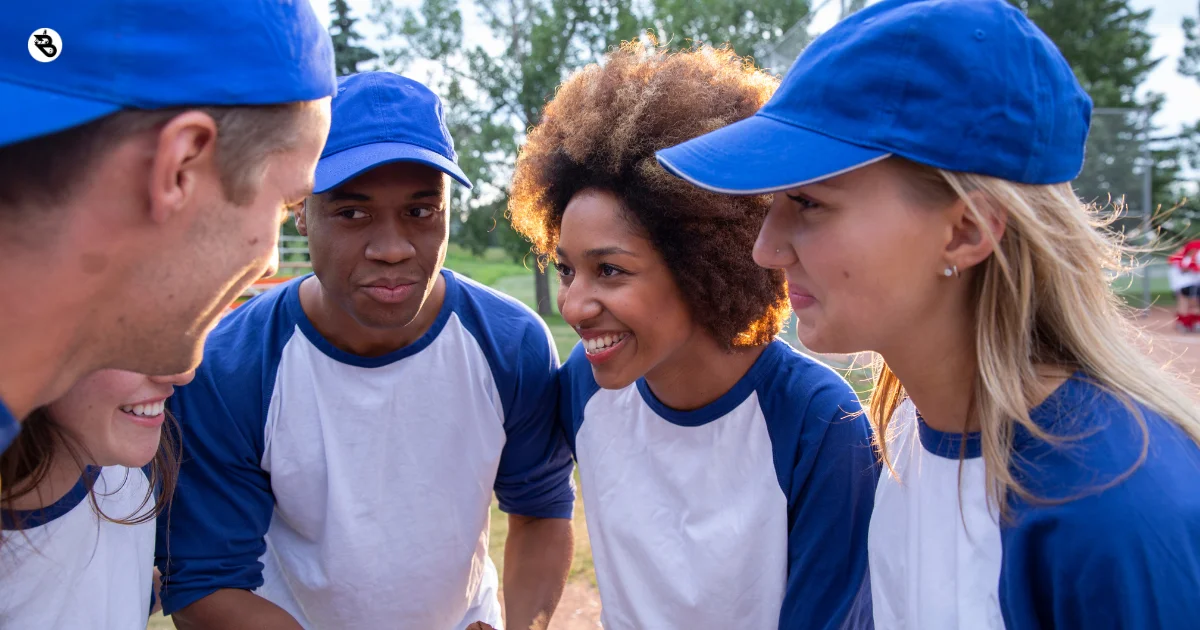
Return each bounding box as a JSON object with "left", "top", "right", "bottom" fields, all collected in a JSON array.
[{"left": 330, "top": 0, "right": 379, "bottom": 76}]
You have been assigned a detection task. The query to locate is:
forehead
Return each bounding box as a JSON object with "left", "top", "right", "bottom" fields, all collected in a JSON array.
[{"left": 557, "top": 189, "right": 646, "bottom": 252}]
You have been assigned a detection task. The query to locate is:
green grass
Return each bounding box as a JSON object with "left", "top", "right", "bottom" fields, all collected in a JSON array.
[{"left": 443, "top": 245, "right": 532, "bottom": 287}]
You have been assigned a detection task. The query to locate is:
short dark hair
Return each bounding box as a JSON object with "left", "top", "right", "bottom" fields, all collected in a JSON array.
[
  {"left": 0, "top": 102, "right": 314, "bottom": 217},
  {"left": 508, "top": 41, "right": 789, "bottom": 349}
]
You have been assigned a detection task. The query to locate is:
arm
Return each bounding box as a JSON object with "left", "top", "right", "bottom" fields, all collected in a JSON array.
[
  {"left": 778, "top": 386, "right": 878, "bottom": 630},
  {"left": 1001, "top": 485, "right": 1200, "bottom": 628},
  {"left": 155, "top": 366, "right": 295, "bottom": 628},
  {"left": 503, "top": 515, "right": 575, "bottom": 630},
  {"left": 173, "top": 589, "right": 302, "bottom": 630},
  {"left": 491, "top": 320, "right": 577, "bottom": 629}
]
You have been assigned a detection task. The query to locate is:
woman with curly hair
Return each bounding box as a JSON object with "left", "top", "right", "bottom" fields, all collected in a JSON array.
[
  {"left": 0, "top": 369, "right": 188, "bottom": 628},
  {"left": 508, "top": 41, "right": 876, "bottom": 630}
]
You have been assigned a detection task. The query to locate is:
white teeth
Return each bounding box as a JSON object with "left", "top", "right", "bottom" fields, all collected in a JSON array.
[
  {"left": 584, "top": 333, "right": 629, "bottom": 355},
  {"left": 121, "top": 402, "right": 164, "bottom": 417}
]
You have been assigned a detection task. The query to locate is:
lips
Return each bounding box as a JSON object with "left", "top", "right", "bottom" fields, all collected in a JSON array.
[
  {"left": 788, "top": 286, "right": 817, "bottom": 310},
  {"left": 361, "top": 281, "right": 419, "bottom": 304},
  {"left": 118, "top": 398, "right": 168, "bottom": 429},
  {"left": 578, "top": 330, "right": 631, "bottom": 365}
]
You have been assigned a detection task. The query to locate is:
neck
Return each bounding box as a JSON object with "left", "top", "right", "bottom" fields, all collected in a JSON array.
[
  {"left": 0, "top": 249, "right": 107, "bottom": 419},
  {"left": 879, "top": 301, "right": 979, "bottom": 434},
  {"left": 301, "top": 272, "right": 447, "bottom": 357},
  {"left": 4, "top": 440, "right": 88, "bottom": 512},
  {"left": 643, "top": 333, "right": 767, "bottom": 412}
]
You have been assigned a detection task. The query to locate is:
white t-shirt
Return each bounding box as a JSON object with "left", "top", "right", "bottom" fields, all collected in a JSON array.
[
  {"left": 560, "top": 340, "right": 877, "bottom": 630},
  {"left": 0, "top": 466, "right": 155, "bottom": 629},
  {"left": 869, "top": 379, "right": 1200, "bottom": 629},
  {"left": 158, "top": 271, "right": 575, "bottom": 630}
]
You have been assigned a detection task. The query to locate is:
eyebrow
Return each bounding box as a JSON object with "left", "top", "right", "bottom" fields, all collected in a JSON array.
[{"left": 556, "top": 246, "right": 635, "bottom": 259}]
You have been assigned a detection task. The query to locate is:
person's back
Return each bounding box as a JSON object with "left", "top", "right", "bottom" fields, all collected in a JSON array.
[{"left": 0, "top": 1, "right": 336, "bottom": 454}]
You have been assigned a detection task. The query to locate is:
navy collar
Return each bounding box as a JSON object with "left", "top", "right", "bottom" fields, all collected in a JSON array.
[
  {"left": 2, "top": 466, "right": 102, "bottom": 530},
  {"left": 286, "top": 269, "right": 458, "bottom": 368},
  {"left": 636, "top": 340, "right": 786, "bottom": 427}
]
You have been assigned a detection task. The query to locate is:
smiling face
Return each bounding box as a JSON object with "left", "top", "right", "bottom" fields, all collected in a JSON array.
[
  {"left": 554, "top": 189, "right": 701, "bottom": 389},
  {"left": 752, "top": 160, "right": 956, "bottom": 354},
  {"left": 299, "top": 162, "right": 450, "bottom": 332},
  {"left": 47, "top": 369, "right": 195, "bottom": 468}
]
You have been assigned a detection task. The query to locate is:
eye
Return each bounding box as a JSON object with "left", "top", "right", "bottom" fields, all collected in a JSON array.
[
  {"left": 599, "top": 263, "right": 623, "bottom": 277},
  {"left": 337, "top": 208, "right": 369, "bottom": 220},
  {"left": 787, "top": 193, "right": 821, "bottom": 211},
  {"left": 408, "top": 206, "right": 437, "bottom": 219},
  {"left": 554, "top": 261, "right": 574, "bottom": 278}
]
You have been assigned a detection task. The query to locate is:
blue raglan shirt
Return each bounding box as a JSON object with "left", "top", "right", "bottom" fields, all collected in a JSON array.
[
  {"left": 870, "top": 375, "right": 1200, "bottom": 629},
  {"left": 561, "top": 339, "right": 877, "bottom": 630},
  {"left": 156, "top": 270, "right": 574, "bottom": 629}
]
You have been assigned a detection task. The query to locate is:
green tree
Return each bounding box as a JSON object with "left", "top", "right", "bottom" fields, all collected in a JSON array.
[
  {"left": 376, "top": 0, "right": 810, "bottom": 315},
  {"left": 647, "top": 0, "right": 811, "bottom": 59},
  {"left": 1011, "top": 0, "right": 1179, "bottom": 237},
  {"left": 330, "top": 0, "right": 379, "bottom": 76},
  {"left": 1165, "top": 2, "right": 1200, "bottom": 240},
  {"left": 373, "top": 0, "right": 640, "bottom": 314}
]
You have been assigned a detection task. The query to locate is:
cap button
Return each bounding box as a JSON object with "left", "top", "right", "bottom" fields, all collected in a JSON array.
[{"left": 974, "top": 29, "right": 987, "bottom": 41}]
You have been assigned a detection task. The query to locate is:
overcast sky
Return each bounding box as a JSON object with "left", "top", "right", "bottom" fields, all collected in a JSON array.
[{"left": 312, "top": 0, "right": 1200, "bottom": 135}]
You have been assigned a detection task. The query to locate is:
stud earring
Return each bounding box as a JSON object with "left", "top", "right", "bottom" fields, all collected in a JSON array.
[{"left": 943, "top": 265, "right": 959, "bottom": 277}]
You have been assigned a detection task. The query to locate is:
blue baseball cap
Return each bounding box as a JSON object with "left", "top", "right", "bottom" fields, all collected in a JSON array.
[
  {"left": 656, "top": 0, "right": 1093, "bottom": 193},
  {"left": 0, "top": 1, "right": 336, "bottom": 149},
  {"left": 314, "top": 72, "right": 471, "bottom": 194}
]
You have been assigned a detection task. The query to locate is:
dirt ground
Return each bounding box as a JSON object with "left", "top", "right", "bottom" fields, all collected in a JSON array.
[
  {"left": 1138, "top": 307, "right": 1200, "bottom": 397},
  {"left": 547, "top": 582, "right": 603, "bottom": 630}
]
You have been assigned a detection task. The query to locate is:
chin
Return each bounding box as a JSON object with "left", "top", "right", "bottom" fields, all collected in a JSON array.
[{"left": 590, "top": 365, "right": 638, "bottom": 391}]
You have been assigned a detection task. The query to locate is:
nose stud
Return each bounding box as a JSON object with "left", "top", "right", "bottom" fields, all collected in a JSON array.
[{"left": 775, "top": 248, "right": 781, "bottom": 254}]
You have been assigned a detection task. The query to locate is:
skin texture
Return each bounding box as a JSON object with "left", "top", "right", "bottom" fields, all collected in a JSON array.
[
  {"left": 751, "top": 158, "right": 1011, "bottom": 433},
  {"left": 6, "top": 369, "right": 194, "bottom": 513},
  {"left": 0, "top": 102, "right": 331, "bottom": 421},
  {"left": 556, "top": 189, "right": 763, "bottom": 411},
  {"left": 296, "top": 162, "right": 450, "bottom": 356},
  {"left": 176, "top": 162, "right": 573, "bottom": 630}
]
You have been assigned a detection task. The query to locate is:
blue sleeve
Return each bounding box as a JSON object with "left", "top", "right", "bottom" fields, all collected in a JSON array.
[
  {"left": 452, "top": 276, "right": 576, "bottom": 520},
  {"left": 557, "top": 342, "right": 600, "bottom": 457},
  {"left": 1000, "top": 394, "right": 1200, "bottom": 629},
  {"left": 155, "top": 293, "right": 292, "bottom": 615},
  {"left": 492, "top": 316, "right": 576, "bottom": 519},
  {"left": 760, "top": 353, "right": 877, "bottom": 630}
]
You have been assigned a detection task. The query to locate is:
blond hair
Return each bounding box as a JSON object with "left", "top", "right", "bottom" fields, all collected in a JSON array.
[{"left": 869, "top": 159, "right": 1200, "bottom": 511}]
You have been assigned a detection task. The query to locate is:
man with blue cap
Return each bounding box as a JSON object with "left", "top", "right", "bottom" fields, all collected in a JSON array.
[
  {"left": 158, "top": 72, "right": 576, "bottom": 630},
  {"left": 657, "top": 0, "right": 1200, "bottom": 628},
  {"left": 0, "top": 2, "right": 336, "bottom": 453}
]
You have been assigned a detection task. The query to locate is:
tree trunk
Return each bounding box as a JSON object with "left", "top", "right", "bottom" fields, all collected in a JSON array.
[{"left": 534, "top": 265, "right": 552, "bottom": 316}]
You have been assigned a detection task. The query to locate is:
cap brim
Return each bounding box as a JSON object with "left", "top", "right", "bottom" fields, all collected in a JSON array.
[
  {"left": 314, "top": 142, "right": 472, "bottom": 194},
  {"left": 0, "top": 80, "right": 122, "bottom": 148},
  {"left": 656, "top": 114, "right": 891, "bottom": 195}
]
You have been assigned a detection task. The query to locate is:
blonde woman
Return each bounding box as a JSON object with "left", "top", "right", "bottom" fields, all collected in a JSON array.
[{"left": 656, "top": 0, "right": 1200, "bottom": 628}]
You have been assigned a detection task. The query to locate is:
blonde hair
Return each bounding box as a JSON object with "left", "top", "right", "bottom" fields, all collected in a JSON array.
[{"left": 869, "top": 158, "right": 1200, "bottom": 511}]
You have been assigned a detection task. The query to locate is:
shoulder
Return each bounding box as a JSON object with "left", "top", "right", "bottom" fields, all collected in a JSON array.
[
  {"left": 171, "top": 278, "right": 304, "bottom": 432},
  {"left": 754, "top": 341, "right": 864, "bottom": 422},
  {"left": 559, "top": 342, "right": 601, "bottom": 407},
  {"left": 1008, "top": 375, "right": 1200, "bottom": 535},
  {"left": 197, "top": 277, "right": 304, "bottom": 378},
  {"left": 447, "top": 271, "right": 557, "bottom": 362}
]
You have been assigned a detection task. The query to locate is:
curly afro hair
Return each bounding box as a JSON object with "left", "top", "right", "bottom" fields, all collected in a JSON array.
[{"left": 508, "top": 40, "right": 790, "bottom": 349}]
